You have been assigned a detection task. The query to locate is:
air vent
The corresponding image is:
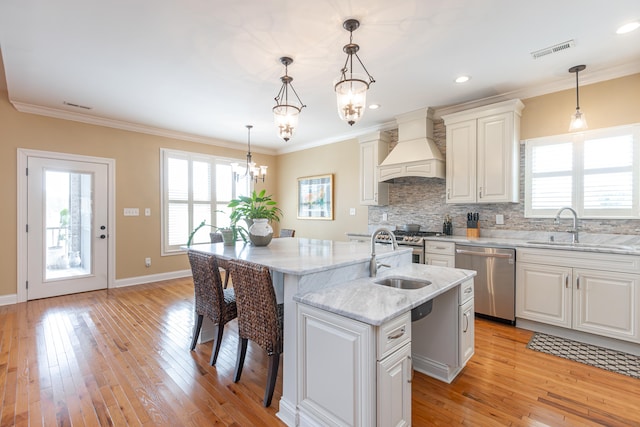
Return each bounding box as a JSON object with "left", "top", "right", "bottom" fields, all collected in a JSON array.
[
  {"left": 63, "top": 101, "right": 92, "bottom": 110},
  {"left": 530, "top": 40, "right": 575, "bottom": 59}
]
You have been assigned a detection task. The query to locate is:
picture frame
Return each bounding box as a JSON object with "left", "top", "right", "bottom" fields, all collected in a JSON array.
[{"left": 297, "top": 174, "right": 334, "bottom": 220}]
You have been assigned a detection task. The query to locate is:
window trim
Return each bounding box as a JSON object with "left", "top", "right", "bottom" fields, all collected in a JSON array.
[
  {"left": 160, "top": 148, "right": 247, "bottom": 256},
  {"left": 524, "top": 124, "right": 640, "bottom": 219}
]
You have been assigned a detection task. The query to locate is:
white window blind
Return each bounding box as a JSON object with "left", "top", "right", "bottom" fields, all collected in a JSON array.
[
  {"left": 525, "top": 125, "right": 640, "bottom": 218},
  {"left": 161, "top": 149, "right": 249, "bottom": 254}
]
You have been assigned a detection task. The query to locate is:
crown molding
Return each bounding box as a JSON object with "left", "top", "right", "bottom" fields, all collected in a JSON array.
[{"left": 9, "top": 101, "right": 278, "bottom": 156}]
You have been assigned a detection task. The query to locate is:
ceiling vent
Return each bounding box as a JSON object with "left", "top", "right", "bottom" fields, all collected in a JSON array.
[{"left": 530, "top": 40, "right": 575, "bottom": 59}]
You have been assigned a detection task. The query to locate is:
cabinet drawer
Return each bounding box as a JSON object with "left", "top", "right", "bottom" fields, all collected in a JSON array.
[
  {"left": 377, "top": 312, "right": 411, "bottom": 360},
  {"left": 426, "top": 241, "right": 455, "bottom": 255},
  {"left": 459, "top": 279, "right": 474, "bottom": 304}
]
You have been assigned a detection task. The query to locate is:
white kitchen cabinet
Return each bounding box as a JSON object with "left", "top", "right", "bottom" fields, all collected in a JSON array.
[
  {"left": 425, "top": 241, "right": 455, "bottom": 267},
  {"left": 359, "top": 132, "right": 390, "bottom": 206},
  {"left": 516, "top": 248, "right": 640, "bottom": 343},
  {"left": 377, "top": 342, "right": 411, "bottom": 427},
  {"left": 297, "top": 304, "right": 412, "bottom": 427},
  {"left": 459, "top": 298, "right": 475, "bottom": 366},
  {"left": 442, "top": 99, "right": 524, "bottom": 204}
]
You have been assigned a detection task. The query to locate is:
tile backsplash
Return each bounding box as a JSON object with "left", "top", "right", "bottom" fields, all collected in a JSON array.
[{"left": 369, "top": 121, "right": 640, "bottom": 236}]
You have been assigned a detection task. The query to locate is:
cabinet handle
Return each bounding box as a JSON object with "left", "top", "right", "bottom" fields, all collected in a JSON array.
[
  {"left": 576, "top": 276, "right": 580, "bottom": 290},
  {"left": 407, "top": 355, "right": 413, "bottom": 383},
  {"left": 463, "top": 313, "right": 469, "bottom": 333},
  {"left": 479, "top": 187, "right": 483, "bottom": 198},
  {"left": 387, "top": 327, "right": 405, "bottom": 340},
  {"left": 447, "top": 188, "right": 450, "bottom": 199},
  {"left": 464, "top": 287, "right": 473, "bottom": 294},
  {"left": 565, "top": 275, "right": 569, "bottom": 288}
]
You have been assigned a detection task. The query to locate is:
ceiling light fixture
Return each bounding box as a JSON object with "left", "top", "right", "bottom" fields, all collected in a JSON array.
[
  {"left": 231, "top": 125, "right": 267, "bottom": 183},
  {"left": 616, "top": 21, "right": 640, "bottom": 34},
  {"left": 334, "top": 18, "right": 375, "bottom": 126},
  {"left": 455, "top": 75, "right": 470, "bottom": 84},
  {"left": 273, "top": 57, "right": 306, "bottom": 142},
  {"left": 568, "top": 65, "right": 588, "bottom": 132}
]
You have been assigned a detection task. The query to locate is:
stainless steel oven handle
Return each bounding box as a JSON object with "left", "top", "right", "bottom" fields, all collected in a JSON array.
[{"left": 455, "top": 249, "right": 513, "bottom": 259}]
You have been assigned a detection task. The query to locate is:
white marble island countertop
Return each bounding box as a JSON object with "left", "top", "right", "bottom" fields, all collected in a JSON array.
[{"left": 294, "top": 264, "right": 476, "bottom": 326}]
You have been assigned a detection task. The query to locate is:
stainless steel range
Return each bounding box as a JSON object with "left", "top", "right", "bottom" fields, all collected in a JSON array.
[{"left": 375, "top": 230, "right": 442, "bottom": 264}]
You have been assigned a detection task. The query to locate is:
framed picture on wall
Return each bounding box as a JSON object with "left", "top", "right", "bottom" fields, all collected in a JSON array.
[{"left": 297, "top": 174, "right": 334, "bottom": 220}]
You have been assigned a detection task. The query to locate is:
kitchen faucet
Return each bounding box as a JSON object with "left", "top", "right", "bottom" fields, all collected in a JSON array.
[
  {"left": 370, "top": 227, "right": 398, "bottom": 277},
  {"left": 554, "top": 207, "right": 579, "bottom": 243}
]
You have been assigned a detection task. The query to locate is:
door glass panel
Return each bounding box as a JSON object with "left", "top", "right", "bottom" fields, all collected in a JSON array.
[{"left": 45, "top": 170, "right": 93, "bottom": 280}]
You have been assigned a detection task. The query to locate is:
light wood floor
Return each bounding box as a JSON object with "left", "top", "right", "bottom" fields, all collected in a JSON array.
[{"left": 1, "top": 278, "right": 639, "bottom": 426}]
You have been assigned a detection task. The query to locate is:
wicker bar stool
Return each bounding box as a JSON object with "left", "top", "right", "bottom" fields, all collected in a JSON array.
[
  {"left": 209, "top": 232, "right": 231, "bottom": 288},
  {"left": 279, "top": 228, "right": 295, "bottom": 238},
  {"left": 227, "top": 259, "right": 284, "bottom": 407},
  {"left": 187, "top": 250, "right": 237, "bottom": 366}
]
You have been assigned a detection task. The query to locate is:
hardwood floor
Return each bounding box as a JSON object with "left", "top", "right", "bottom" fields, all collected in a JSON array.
[{"left": 1, "top": 278, "right": 638, "bottom": 426}]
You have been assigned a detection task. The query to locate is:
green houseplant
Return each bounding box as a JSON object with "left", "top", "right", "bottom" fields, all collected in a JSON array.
[
  {"left": 228, "top": 189, "right": 282, "bottom": 227},
  {"left": 187, "top": 220, "right": 247, "bottom": 247}
]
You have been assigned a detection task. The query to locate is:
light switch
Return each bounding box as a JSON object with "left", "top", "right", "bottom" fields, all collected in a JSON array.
[
  {"left": 124, "top": 208, "right": 139, "bottom": 216},
  {"left": 349, "top": 208, "right": 356, "bottom": 216},
  {"left": 496, "top": 214, "right": 504, "bottom": 225}
]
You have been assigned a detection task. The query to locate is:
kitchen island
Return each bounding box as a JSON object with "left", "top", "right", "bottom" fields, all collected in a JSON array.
[{"left": 188, "top": 238, "right": 412, "bottom": 426}]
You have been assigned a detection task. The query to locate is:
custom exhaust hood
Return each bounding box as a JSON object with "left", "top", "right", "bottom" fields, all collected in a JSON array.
[{"left": 378, "top": 107, "right": 445, "bottom": 181}]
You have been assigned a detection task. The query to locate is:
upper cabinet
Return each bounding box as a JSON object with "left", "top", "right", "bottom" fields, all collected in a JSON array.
[
  {"left": 442, "top": 99, "right": 524, "bottom": 204},
  {"left": 359, "top": 132, "right": 390, "bottom": 205}
]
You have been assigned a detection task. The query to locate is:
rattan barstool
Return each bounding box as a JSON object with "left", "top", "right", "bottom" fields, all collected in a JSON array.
[{"left": 227, "top": 259, "right": 284, "bottom": 407}]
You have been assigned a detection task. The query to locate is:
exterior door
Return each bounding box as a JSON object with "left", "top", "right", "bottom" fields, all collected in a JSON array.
[{"left": 27, "top": 156, "right": 109, "bottom": 299}]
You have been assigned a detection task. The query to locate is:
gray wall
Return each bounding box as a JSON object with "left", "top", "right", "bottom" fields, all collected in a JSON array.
[{"left": 369, "top": 121, "right": 640, "bottom": 236}]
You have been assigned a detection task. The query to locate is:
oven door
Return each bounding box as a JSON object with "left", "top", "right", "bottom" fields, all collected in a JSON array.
[{"left": 411, "top": 246, "right": 425, "bottom": 264}]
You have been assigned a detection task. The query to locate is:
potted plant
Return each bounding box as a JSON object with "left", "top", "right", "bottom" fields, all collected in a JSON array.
[
  {"left": 228, "top": 190, "right": 282, "bottom": 246},
  {"left": 187, "top": 220, "right": 247, "bottom": 247}
]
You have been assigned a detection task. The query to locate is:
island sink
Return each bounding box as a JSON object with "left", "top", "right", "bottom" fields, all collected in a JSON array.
[{"left": 374, "top": 276, "right": 432, "bottom": 289}]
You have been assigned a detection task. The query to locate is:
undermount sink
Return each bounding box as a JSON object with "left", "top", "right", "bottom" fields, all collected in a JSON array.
[
  {"left": 374, "top": 276, "right": 432, "bottom": 290},
  {"left": 526, "top": 241, "right": 634, "bottom": 250}
]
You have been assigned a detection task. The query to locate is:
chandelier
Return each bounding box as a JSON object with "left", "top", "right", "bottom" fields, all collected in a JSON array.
[
  {"left": 273, "top": 57, "right": 306, "bottom": 142},
  {"left": 231, "top": 125, "right": 267, "bottom": 183},
  {"left": 568, "top": 65, "right": 588, "bottom": 132},
  {"left": 334, "top": 19, "right": 375, "bottom": 126}
]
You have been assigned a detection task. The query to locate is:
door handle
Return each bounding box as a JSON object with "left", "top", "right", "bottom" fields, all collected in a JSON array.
[
  {"left": 463, "top": 312, "right": 469, "bottom": 333},
  {"left": 99, "top": 234, "right": 106, "bottom": 239}
]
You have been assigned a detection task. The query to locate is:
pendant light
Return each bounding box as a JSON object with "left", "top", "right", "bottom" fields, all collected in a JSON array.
[
  {"left": 334, "top": 19, "right": 375, "bottom": 126},
  {"left": 231, "top": 125, "right": 267, "bottom": 183},
  {"left": 273, "top": 57, "right": 306, "bottom": 142},
  {"left": 568, "top": 65, "right": 588, "bottom": 132}
]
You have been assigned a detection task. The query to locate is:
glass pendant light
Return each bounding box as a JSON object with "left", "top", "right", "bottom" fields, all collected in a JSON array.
[
  {"left": 273, "top": 57, "right": 305, "bottom": 142},
  {"left": 334, "top": 19, "right": 375, "bottom": 126},
  {"left": 568, "top": 65, "right": 588, "bottom": 132}
]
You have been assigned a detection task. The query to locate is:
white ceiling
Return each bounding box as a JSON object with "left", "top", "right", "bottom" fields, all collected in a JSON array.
[{"left": 1, "top": 0, "right": 639, "bottom": 154}]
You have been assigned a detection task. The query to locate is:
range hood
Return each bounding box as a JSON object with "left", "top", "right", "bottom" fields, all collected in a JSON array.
[{"left": 378, "top": 108, "right": 445, "bottom": 181}]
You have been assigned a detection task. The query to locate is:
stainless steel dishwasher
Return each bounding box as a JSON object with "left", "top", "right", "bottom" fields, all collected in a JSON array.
[{"left": 455, "top": 244, "right": 516, "bottom": 324}]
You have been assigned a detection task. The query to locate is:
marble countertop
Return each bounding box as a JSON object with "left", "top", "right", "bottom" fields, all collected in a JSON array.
[
  {"left": 186, "top": 237, "right": 412, "bottom": 275},
  {"left": 294, "top": 264, "right": 476, "bottom": 326},
  {"left": 349, "top": 231, "right": 640, "bottom": 256}
]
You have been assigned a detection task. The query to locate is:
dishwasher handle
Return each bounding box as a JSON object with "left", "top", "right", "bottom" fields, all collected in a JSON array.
[{"left": 455, "top": 249, "right": 514, "bottom": 259}]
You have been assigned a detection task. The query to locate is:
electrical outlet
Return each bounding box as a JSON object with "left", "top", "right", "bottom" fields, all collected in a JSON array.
[
  {"left": 145, "top": 257, "right": 151, "bottom": 267},
  {"left": 496, "top": 214, "right": 505, "bottom": 225},
  {"left": 382, "top": 213, "right": 388, "bottom": 221},
  {"left": 145, "top": 208, "right": 151, "bottom": 216}
]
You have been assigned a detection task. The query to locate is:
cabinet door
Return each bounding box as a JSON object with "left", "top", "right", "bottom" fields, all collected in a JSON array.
[
  {"left": 476, "top": 112, "right": 518, "bottom": 203},
  {"left": 360, "top": 139, "right": 389, "bottom": 206},
  {"left": 459, "top": 299, "right": 475, "bottom": 367},
  {"left": 377, "top": 343, "right": 411, "bottom": 427},
  {"left": 426, "top": 254, "right": 455, "bottom": 267},
  {"left": 445, "top": 120, "right": 477, "bottom": 203},
  {"left": 573, "top": 269, "right": 640, "bottom": 342},
  {"left": 516, "top": 262, "right": 572, "bottom": 328}
]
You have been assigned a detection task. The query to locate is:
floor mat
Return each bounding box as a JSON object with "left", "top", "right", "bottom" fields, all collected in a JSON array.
[{"left": 527, "top": 332, "right": 640, "bottom": 379}]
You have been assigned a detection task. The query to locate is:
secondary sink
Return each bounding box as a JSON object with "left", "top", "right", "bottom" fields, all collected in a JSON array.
[
  {"left": 526, "top": 241, "right": 633, "bottom": 250},
  {"left": 374, "top": 277, "right": 432, "bottom": 290}
]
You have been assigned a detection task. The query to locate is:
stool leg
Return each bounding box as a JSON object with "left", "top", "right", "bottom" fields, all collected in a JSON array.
[
  {"left": 234, "top": 338, "right": 248, "bottom": 382},
  {"left": 190, "top": 314, "right": 203, "bottom": 350}
]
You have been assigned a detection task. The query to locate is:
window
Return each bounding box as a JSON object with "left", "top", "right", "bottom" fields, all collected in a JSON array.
[
  {"left": 161, "top": 149, "right": 249, "bottom": 254},
  {"left": 525, "top": 124, "right": 640, "bottom": 218}
]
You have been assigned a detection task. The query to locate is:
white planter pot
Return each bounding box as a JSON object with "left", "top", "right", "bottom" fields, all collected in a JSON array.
[{"left": 248, "top": 218, "right": 273, "bottom": 246}]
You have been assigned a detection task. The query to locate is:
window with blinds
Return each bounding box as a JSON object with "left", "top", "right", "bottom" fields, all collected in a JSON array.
[
  {"left": 525, "top": 125, "right": 640, "bottom": 218},
  {"left": 161, "top": 149, "right": 249, "bottom": 254}
]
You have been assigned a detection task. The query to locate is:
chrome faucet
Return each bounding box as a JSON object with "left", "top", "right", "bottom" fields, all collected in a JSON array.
[
  {"left": 370, "top": 227, "right": 398, "bottom": 277},
  {"left": 554, "top": 207, "right": 579, "bottom": 243}
]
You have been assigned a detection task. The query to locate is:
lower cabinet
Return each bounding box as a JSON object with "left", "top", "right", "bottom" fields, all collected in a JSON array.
[
  {"left": 425, "top": 241, "right": 455, "bottom": 267},
  {"left": 296, "top": 304, "right": 411, "bottom": 427},
  {"left": 459, "top": 298, "right": 475, "bottom": 366},
  {"left": 516, "top": 248, "right": 640, "bottom": 343}
]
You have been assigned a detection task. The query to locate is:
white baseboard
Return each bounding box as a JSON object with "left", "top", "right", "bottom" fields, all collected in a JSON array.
[
  {"left": 0, "top": 293, "right": 18, "bottom": 307},
  {"left": 112, "top": 269, "right": 192, "bottom": 288}
]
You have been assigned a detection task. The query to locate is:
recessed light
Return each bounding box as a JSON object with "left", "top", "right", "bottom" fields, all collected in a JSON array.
[
  {"left": 455, "top": 75, "right": 471, "bottom": 84},
  {"left": 369, "top": 103, "right": 381, "bottom": 110},
  {"left": 616, "top": 21, "right": 640, "bottom": 34}
]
